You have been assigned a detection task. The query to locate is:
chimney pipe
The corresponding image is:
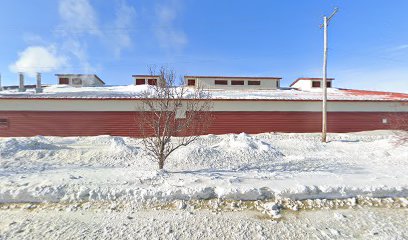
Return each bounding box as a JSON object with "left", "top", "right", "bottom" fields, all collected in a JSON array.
[
  {"left": 19, "top": 73, "right": 26, "bottom": 92},
  {"left": 36, "top": 72, "right": 43, "bottom": 93}
]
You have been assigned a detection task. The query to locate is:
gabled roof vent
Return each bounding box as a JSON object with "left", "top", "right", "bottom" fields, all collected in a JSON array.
[
  {"left": 290, "top": 78, "right": 334, "bottom": 90},
  {"left": 55, "top": 74, "right": 105, "bottom": 87}
]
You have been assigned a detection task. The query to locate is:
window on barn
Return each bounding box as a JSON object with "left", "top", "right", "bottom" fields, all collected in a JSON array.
[
  {"left": 72, "top": 78, "right": 82, "bottom": 85},
  {"left": 187, "top": 79, "right": 196, "bottom": 86},
  {"left": 312, "top": 81, "right": 321, "bottom": 88},
  {"left": 382, "top": 118, "right": 388, "bottom": 124},
  {"left": 231, "top": 80, "right": 245, "bottom": 85},
  {"left": 327, "top": 81, "right": 332, "bottom": 88},
  {"left": 148, "top": 79, "right": 157, "bottom": 85},
  {"left": 59, "top": 78, "right": 69, "bottom": 84},
  {"left": 136, "top": 79, "right": 145, "bottom": 85},
  {"left": 215, "top": 80, "right": 228, "bottom": 85},
  {"left": 248, "top": 80, "right": 261, "bottom": 85},
  {"left": 0, "top": 119, "right": 9, "bottom": 128},
  {"left": 276, "top": 81, "right": 280, "bottom": 88}
]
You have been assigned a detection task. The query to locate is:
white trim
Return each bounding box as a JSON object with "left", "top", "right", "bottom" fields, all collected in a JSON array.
[{"left": 0, "top": 100, "right": 407, "bottom": 112}]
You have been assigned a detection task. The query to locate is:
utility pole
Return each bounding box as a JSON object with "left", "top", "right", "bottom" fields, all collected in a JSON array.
[{"left": 320, "top": 7, "right": 338, "bottom": 143}]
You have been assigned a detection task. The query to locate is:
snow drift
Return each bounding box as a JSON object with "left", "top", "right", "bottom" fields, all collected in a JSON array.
[{"left": 0, "top": 131, "right": 407, "bottom": 203}]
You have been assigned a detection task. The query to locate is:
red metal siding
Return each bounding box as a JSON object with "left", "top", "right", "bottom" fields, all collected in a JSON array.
[
  {"left": 208, "top": 112, "right": 406, "bottom": 134},
  {"left": 0, "top": 111, "right": 406, "bottom": 137},
  {"left": 0, "top": 112, "right": 141, "bottom": 137}
]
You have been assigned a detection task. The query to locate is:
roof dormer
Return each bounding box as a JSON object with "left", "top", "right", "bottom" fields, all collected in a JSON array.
[
  {"left": 56, "top": 74, "right": 105, "bottom": 87},
  {"left": 290, "top": 78, "right": 334, "bottom": 91},
  {"left": 132, "top": 75, "right": 162, "bottom": 86},
  {"left": 184, "top": 75, "right": 282, "bottom": 90}
]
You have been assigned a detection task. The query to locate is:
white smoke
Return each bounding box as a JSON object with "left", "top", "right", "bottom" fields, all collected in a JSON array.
[
  {"left": 58, "top": 0, "right": 101, "bottom": 36},
  {"left": 9, "top": 46, "right": 67, "bottom": 77},
  {"left": 154, "top": 0, "right": 187, "bottom": 51}
]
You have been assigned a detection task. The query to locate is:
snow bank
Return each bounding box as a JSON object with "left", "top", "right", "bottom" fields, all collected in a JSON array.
[
  {"left": 0, "top": 136, "right": 62, "bottom": 157},
  {"left": 216, "top": 133, "right": 272, "bottom": 152},
  {"left": 1, "top": 131, "right": 408, "bottom": 204},
  {"left": 168, "top": 133, "right": 283, "bottom": 170},
  {"left": 0, "top": 135, "right": 142, "bottom": 174}
]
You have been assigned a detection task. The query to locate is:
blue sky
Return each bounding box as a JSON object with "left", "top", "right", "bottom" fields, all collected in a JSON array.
[{"left": 0, "top": 0, "right": 407, "bottom": 92}]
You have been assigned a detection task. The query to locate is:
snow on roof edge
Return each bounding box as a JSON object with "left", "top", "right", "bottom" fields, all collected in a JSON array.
[{"left": 0, "top": 85, "right": 407, "bottom": 102}]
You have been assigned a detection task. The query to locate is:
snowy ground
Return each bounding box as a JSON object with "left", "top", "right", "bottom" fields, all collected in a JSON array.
[
  {"left": 1, "top": 131, "right": 407, "bottom": 203},
  {"left": 1, "top": 131, "right": 408, "bottom": 239},
  {"left": 1, "top": 205, "right": 408, "bottom": 239}
]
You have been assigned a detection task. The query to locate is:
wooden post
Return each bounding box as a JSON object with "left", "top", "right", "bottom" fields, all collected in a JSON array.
[
  {"left": 320, "top": 8, "right": 338, "bottom": 143},
  {"left": 322, "top": 16, "right": 328, "bottom": 143}
]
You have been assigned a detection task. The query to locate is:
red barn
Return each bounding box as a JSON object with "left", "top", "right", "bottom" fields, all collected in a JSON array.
[{"left": 0, "top": 75, "right": 407, "bottom": 137}]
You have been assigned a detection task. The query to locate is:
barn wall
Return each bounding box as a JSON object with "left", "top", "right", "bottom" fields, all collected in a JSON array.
[
  {"left": 208, "top": 112, "right": 404, "bottom": 134},
  {"left": 0, "top": 111, "right": 141, "bottom": 137},
  {"left": 0, "top": 111, "right": 406, "bottom": 137}
]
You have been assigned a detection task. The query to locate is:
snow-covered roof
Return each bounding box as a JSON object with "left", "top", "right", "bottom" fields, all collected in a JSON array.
[{"left": 0, "top": 85, "right": 407, "bottom": 101}]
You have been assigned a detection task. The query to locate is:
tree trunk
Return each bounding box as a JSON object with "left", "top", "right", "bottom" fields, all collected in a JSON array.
[{"left": 158, "top": 157, "right": 165, "bottom": 170}]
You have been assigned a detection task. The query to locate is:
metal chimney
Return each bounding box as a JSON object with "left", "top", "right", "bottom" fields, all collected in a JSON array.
[
  {"left": 36, "top": 72, "right": 43, "bottom": 93},
  {"left": 19, "top": 73, "right": 26, "bottom": 92}
]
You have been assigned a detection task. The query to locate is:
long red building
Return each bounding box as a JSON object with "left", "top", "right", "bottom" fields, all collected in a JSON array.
[{"left": 0, "top": 74, "right": 407, "bottom": 137}]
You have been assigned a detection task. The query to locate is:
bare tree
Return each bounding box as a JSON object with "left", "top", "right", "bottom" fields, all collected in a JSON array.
[{"left": 138, "top": 67, "right": 213, "bottom": 170}]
